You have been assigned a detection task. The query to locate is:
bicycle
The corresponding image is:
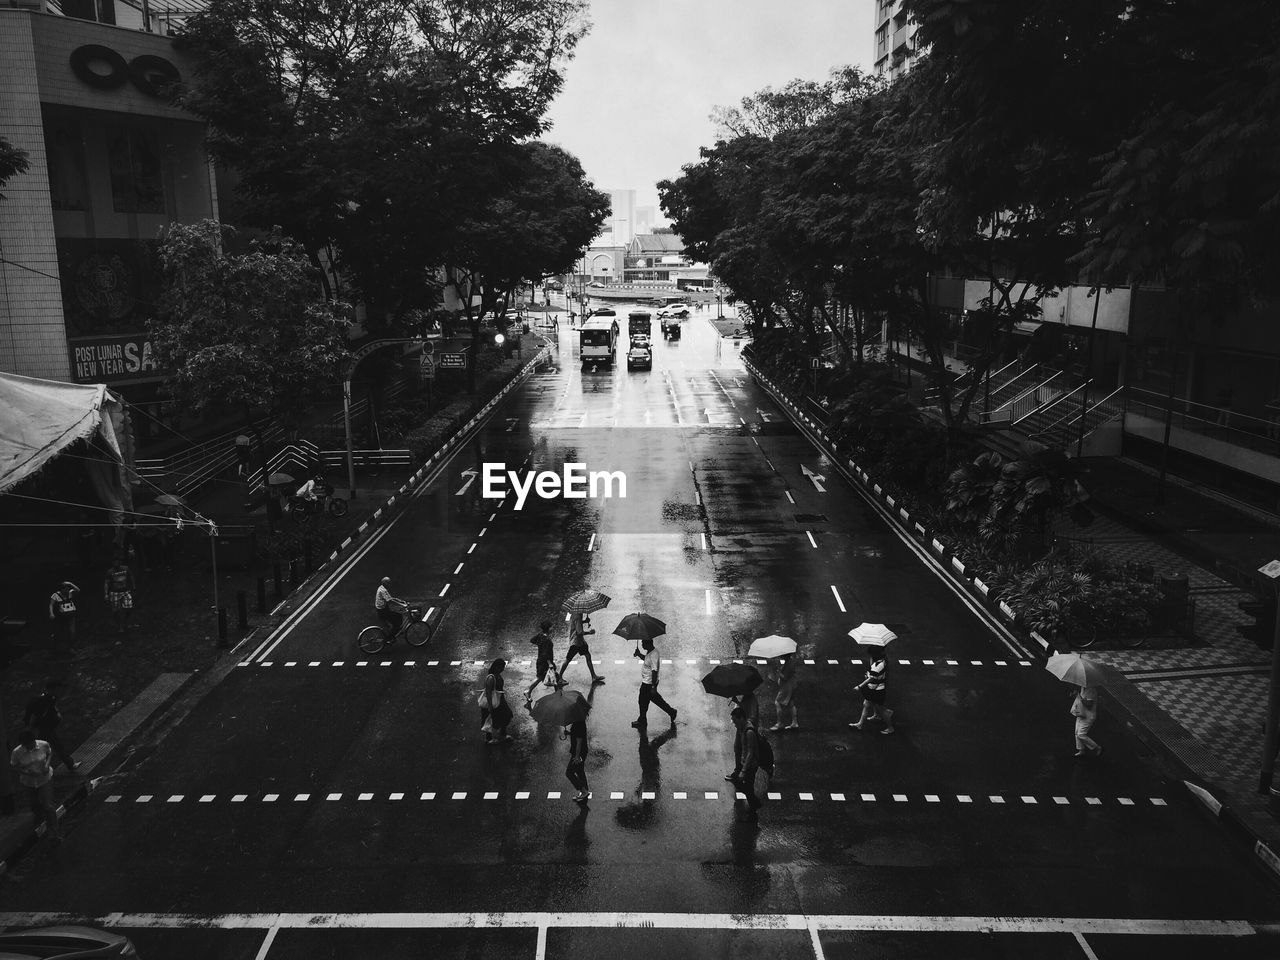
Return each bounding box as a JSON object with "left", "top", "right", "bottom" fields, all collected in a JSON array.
[{"left": 357, "top": 601, "right": 432, "bottom": 654}]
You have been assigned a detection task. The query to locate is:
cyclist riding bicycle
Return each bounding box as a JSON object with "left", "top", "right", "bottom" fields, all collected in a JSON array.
[
  {"left": 296, "top": 472, "right": 330, "bottom": 509},
  {"left": 374, "top": 576, "right": 405, "bottom": 638}
]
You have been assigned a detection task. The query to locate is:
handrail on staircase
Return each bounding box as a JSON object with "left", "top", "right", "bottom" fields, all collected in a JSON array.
[
  {"left": 1013, "top": 379, "right": 1090, "bottom": 429},
  {"left": 980, "top": 370, "right": 1061, "bottom": 424}
]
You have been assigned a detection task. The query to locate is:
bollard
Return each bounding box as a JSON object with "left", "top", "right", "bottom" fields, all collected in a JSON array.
[
  {"left": 217, "top": 608, "right": 228, "bottom": 648},
  {"left": 257, "top": 577, "right": 268, "bottom": 615},
  {"left": 304, "top": 542, "right": 313, "bottom": 574},
  {"left": 289, "top": 559, "right": 300, "bottom": 587},
  {"left": 272, "top": 563, "right": 283, "bottom": 600},
  {"left": 237, "top": 591, "right": 249, "bottom": 632}
]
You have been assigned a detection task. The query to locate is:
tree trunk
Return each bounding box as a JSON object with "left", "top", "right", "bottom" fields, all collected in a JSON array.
[{"left": 245, "top": 408, "right": 277, "bottom": 535}]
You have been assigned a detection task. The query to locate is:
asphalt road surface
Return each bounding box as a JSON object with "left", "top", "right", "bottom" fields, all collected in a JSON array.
[{"left": 3, "top": 310, "right": 1278, "bottom": 959}]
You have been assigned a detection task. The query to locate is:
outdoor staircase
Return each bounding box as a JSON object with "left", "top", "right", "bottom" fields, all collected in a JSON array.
[{"left": 1025, "top": 388, "right": 1125, "bottom": 455}]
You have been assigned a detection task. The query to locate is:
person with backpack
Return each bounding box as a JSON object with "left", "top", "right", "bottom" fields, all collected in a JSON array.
[
  {"left": 47, "top": 580, "right": 79, "bottom": 647},
  {"left": 103, "top": 556, "right": 135, "bottom": 636},
  {"left": 23, "top": 679, "right": 78, "bottom": 772},
  {"left": 525, "top": 620, "right": 559, "bottom": 704}
]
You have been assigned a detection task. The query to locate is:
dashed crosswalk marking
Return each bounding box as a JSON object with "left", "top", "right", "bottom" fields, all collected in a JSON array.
[
  {"left": 103, "top": 790, "right": 1173, "bottom": 808},
  {"left": 240, "top": 658, "right": 1041, "bottom": 671}
]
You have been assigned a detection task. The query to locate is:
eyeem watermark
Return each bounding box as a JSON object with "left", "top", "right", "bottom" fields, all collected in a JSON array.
[{"left": 482, "top": 463, "right": 627, "bottom": 511}]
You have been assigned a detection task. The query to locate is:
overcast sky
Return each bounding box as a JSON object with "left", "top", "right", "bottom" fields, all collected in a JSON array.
[{"left": 542, "top": 0, "right": 875, "bottom": 220}]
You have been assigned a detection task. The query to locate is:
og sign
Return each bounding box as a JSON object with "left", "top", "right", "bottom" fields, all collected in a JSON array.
[{"left": 69, "top": 45, "right": 181, "bottom": 98}]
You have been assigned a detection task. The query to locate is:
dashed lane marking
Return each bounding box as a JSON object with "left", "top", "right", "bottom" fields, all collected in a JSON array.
[
  {"left": 806, "top": 531, "right": 818, "bottom": 549},
  {"left": 105, "top": 790, "right": 1169, "bottom": 808},
  {"left": 238, "top": 658, "right": 1038, "bottom": 671}
]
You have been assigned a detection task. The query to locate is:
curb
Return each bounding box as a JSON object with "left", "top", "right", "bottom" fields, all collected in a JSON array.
[
  {"left": 743, "top": 356, "right": 1040, "bottom": 658},
  {"left": 744, "top": 356, "right": 1280, "bottom": 883}
]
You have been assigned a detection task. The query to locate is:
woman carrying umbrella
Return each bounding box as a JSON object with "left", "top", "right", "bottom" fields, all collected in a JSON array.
[
  {"left": 851, "top": 650, "right": 894, "bottom": 734},
  {"left": 1071, "top": 686, "right": 1102, "bottom": 758},
  {"left": 1045, "top": 654, "right": 1118, "bottom": 759},
  {"left": 479, "top": 659, "right": 514, "bottom": 744}
]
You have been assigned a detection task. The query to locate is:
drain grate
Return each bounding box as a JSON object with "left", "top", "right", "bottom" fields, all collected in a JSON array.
[{"left": 794, "top": 514, "right": 829, "bottom": 523}]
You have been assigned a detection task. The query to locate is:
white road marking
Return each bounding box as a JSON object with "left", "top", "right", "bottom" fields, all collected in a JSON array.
[
  {"left": 831, "top": 586, "right": 846, "bottom": 612},
  {"left": 700, "top": 533, "right": 707, "bottom": 551},
  {"left": 0, "top": 912, "right": 1252, "bottom": 939},
  {"left": 468, "top": 543, "right": 477, "bottom": 554},
  {"left": 705, "top": 589, "right": 714, "bottom": 614},
  {"left": 1074, "top": 932, "right": 1101, "bottom": 960},
  {"left": 587, "top": 533, "right": 596, "bottom": 552},
  {"left": 439, "top": 584, "right": 450, "bottom": 597},
  {"left": 454, "top": 563, "right": 464, "bottom": 575},
  {"left": 806, "top": 531, "right": 818, "bottom": 549},
  {"left": 785, "top": 491, "right": 795, "bottom": 504}
]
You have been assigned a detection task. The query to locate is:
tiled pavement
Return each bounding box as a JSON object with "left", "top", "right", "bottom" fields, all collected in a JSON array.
[{"left": 1054, "top": 514, "right": 1271, "bottom": 787}]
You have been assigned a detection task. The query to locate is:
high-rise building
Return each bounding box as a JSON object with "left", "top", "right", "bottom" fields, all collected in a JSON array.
[
  {"left": 872, "top": 0, "right": 920, "bottom": 81},
  {"left": 634, "top": 205, "right": 656, "bottom": 236},
  {"left": 598, "top": 189, "right": 636, "bottom": 246}
]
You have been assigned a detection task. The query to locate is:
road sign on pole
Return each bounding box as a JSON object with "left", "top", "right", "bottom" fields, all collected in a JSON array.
[
  {"left": 810, "top": 358, "right": 821, "bottom": 369},
  {"left": 439, "top": 352, "right": 467, "bottom": 369}
]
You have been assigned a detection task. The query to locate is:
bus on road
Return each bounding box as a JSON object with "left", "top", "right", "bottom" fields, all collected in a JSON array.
[{"left": 580, "top": 315, "right": 619, "bottom": 367}]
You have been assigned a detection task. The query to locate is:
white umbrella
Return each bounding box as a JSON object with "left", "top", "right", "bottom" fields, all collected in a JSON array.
[
  {"left": 1045, "top": 653, "right": 1122, "bottom": 688},
  {"left": 848, "top": 623, "right": 897, "bottom": 647},
  {"left": 747, "top": 635, "right": 798, "bottom": 659}
]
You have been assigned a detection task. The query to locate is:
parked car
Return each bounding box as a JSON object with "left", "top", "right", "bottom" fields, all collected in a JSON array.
[
  {"left": 0, "top": 926, "right": 140, "bottom": 958},
  {"left": 658, "top": 306, "right": 690, "bottom": 319}
]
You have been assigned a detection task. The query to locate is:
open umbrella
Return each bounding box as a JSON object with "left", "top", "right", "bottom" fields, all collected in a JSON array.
[
  {"left": 530, "top": 689, "right": 590, "bottom": 726},
  {"left": 612, "top": 613, "right": 666, "bottom": 643},
  {"left": 268, "top": 471, "right": 295, "bottom": 487},
  {"left": 747, "top": 635, "right": 797, "bottom": 659},
  {"left": 848, "top": 623, "right": 897, "bottom": 647},
  {"left": 1045, "top": 653, "right": 1122, "bottom": 688},
  {"left": 701, "top": 663, "right": 763, "bottom": 699},
  {"left": 154, "top": 493, "right": 187, "bottom": 508},
  {"left": 562, "top": 589, "right": 611, "bottom": 614}
]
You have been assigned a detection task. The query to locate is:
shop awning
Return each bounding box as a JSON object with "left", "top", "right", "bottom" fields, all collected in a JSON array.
[{"left": 0, "top": 371, "right": 133, "bottom": 498}]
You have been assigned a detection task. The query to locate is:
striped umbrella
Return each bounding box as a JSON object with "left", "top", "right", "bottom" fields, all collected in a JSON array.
[{"left": 561, "top": 589, "right": 611, "bottom": 614}]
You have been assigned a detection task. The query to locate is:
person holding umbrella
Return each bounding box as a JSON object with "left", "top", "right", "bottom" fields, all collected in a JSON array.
[
  {"left": 631, "top": 636, "right": 678, "bottom": 728},
  {"left": 560, "top": 611, "right": 605, "bottom": 685},
  {"left": 530, "top": 688, "right": 593, "bottom": 803},
  {"left": 731, "top": 706, "right": 764, "bottom": 824},
  {"left": 749, "top": 635, "right": 800, "bottom": 733},
  {"left": 849, "top": 623, "right": 896, "bottom": 734},
  {"left": 1045, "top": 653, "right": 1119, "bottom": 759},
  {"left": 702, "top": 662, "right": 763, "bottom": 783},
  {"left": 851, "top": 651, "right": 894, "bottom": 733}
]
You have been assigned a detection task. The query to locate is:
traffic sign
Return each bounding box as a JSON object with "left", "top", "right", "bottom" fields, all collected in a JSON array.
[
  {"left": 439, "top": 352, "right": 467, "bottom": 369},
  {"left": 420, "top": 355, "right": 435, "bottom": 379},
  {"left": 810, "top": 358, "right": 821, "bottom": 369}
]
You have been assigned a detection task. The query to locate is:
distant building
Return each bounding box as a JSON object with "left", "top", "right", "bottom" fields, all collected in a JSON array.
[
  {"left": 594, "top": 189, "right": 636, "bottom": 246},
  {"left": 624, "top": 234, "right": 707, "bottom": 287},
  {"left": 873, "top": 0, "right": 920, "bottom": 81},
  {"left": 634, "top": 205, "right": 656, "bottom": 236}
]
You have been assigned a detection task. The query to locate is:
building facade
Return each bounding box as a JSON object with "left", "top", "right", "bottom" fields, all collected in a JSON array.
[
  {"left": 595, "top": 189, "right": 636, "bottom": 247},
  {"left": 872, "top": 0, "right": 920, "bottom": 81},
  {"left": 0, "top": 2, "right": 215, "bottom": 396}
]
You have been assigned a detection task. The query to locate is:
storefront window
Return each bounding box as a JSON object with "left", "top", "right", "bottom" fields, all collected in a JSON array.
[
  {"left": 46, "top": 119, "right": 88, "bottom": 211},
  {"left": 108, "top": 127, "right": 165, "bottom": 214}
]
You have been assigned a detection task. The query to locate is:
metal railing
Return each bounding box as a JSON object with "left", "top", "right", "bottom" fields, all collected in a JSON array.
[
  {"left": 1015, "top": 380, "right": 1090, "bottom": 433},
  {"left": 1125, "top": 387, "right": 1280, "bottom": 454},
  {"left": 135, "top": 422, "right": 286, "bottom": 499},
  {"left": 1033, "top": 388, "right": 1124, "bottom": 448},
  {"left": 980, "top": 371, "right": 1063, "bottom": 426}
]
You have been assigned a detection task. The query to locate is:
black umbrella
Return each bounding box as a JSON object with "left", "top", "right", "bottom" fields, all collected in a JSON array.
[
  {"left": 701, "top": 663, "right": 763, "bottom": 699},
  {"left": 530, "top": 689, "right": 590, "bottom": 726},
  {"left": 612, "top": 613, "right": 667, "bottom": 643}
]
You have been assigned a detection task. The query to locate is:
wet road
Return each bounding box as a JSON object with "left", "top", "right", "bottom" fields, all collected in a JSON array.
[{"left": 3, "top": 310, "right": 1278, "bottom": 958}]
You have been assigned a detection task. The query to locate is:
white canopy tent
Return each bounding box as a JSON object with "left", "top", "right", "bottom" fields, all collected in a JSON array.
[{"left": 0, "top": 371, "right": 135, "bottom": 522}]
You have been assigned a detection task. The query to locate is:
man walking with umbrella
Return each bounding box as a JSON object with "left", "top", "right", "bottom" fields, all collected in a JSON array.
[
  {"left": 559, "top": 589, "right": 610, "bottom": 685},
  {"left": 530, "top": 688, "right": 593, "bottom": 804},
  {"left": 1045, "top": 653, "right": 1118, "bottom": 759},
  {"left": 632, "top": 637, "right": 678, "bottom": 728}
]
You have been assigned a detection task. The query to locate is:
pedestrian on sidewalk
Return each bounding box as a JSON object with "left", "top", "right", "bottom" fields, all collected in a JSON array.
[
  {"left": 9, "top": 730, "right": 61, "bottom": 844},
  {"left": 47, "top": 580, "right": 79, "bottom": 647},
  {"left": 770, "top": 654, "right": 800, "bottom": 732},
  {"left": 631, "top": 637, "right": 678, "bottom": 729},
  {"left": 478, "top": 659, "right": 514, "bottom": 744},
  {"left": 525, "top": 619, "right": 559, "bottom": 704},
  {"left": 559, "top": 612, "right": 605, "bottom": 685},
  {"left": 564, "top": 709, "right": 591, "bottom": 804},
  {"left": 1071, "top": 685, "right": 1103, "bottom": 758},
  {"left": 23, "top": 679, "right": 78, "bottom": 772},
  {"left": 103, "top": 555, "right": 135, "bottom": 636},
  {"left": 850, "top": 651, "right": 895, "bottom": 734}
]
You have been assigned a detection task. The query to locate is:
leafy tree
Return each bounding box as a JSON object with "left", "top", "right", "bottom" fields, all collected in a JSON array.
[
  {"left": 0, "top": 136, "right": 29, "bottom": 199},
  {"left": 442, "top": 140, "right": 608, "bottom": 388},
  {"left": 148, "top": 220, "right": 351, "bottom": 529},
  {"left": 710, "top": 67, "right": 882, "bottom": 139},
  {"left": 174, "top": 0, "right": 590, "bottom": 319}
]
